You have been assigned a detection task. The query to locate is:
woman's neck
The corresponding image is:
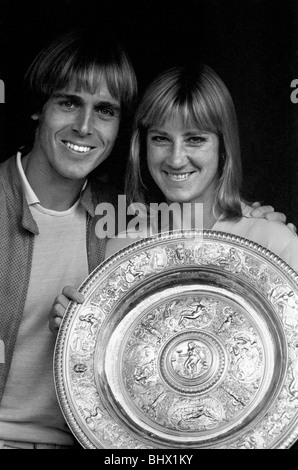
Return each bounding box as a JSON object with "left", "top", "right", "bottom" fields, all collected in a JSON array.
[
  {"left": 203, "top": 208, "right": 219, "bottom": 230},
  {"left": 159, "top": 200, "right": 220, "bottom": 232}
]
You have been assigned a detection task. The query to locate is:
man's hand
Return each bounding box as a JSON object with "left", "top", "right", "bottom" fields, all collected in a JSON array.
[
  {"left": 250, "top": 202, "right": 297, "bottom": 234},
  {"left": 49, "top": 286, "right": 85, "bottom": 334},
  {"left": 250, "top": 201, "right": 285, "bottom": 222}
]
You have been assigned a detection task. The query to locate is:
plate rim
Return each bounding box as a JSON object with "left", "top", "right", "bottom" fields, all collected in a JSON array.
[{"left": 54, "top": 229, "right": 298, "bottom": 449}]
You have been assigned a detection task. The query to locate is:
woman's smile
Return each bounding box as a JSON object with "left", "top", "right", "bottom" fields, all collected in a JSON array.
[{"left": 163, "top": 171, "right": 195, "bottom": 181}]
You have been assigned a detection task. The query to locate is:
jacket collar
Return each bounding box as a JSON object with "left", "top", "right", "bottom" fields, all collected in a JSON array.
[
  {"left": 80, "top": 181, "right": 95, "bottom": 218},
  {"left": 3, "top": 153, "right": 39, "bottom": 235}
]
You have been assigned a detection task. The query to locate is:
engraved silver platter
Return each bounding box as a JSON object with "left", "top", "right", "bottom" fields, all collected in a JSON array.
[{"left": 54, "top": 230, "right": 298, "bottom": 449}]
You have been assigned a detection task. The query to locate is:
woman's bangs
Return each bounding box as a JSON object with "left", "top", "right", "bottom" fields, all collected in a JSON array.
[
  {"left": 185, "top": 95, "right": 218, "bottom": 133},
  {"left": 146, "top": 99, "right": 218, "bottom": 133},
  {"left": 148, "top": 100, "right": 179, "bottom": 127}
]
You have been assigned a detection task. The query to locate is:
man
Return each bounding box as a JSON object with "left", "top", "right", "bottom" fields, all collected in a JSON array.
[{"left": 0, "top": 28, "right": 137, "bottom": 449}]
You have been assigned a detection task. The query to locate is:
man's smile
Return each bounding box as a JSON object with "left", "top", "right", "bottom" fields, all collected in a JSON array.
[{"left": 62, "top": 140, "right": 95, "bottom": 153}]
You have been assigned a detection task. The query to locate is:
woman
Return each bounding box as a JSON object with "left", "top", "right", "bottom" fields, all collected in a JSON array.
[
  {"left": 105, "top": 64, "right": 298, "bottom": 262},
  {"left": 50, "top": 64, "right": 298, "bottom": 332}
]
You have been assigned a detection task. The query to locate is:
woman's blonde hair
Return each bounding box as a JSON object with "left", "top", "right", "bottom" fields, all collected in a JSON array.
[{"left": 125, "top": 64, "right": 242, "bottom": 220}]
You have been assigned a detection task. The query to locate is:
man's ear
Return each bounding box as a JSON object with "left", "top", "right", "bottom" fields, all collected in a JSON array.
[{"left": 31, "top": 113, "right": 39, "bottom": 121}]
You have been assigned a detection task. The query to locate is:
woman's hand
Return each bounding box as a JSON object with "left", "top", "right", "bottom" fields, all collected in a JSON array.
[{"left": 49, "top": 286, "right": 85, "bottom": 334}]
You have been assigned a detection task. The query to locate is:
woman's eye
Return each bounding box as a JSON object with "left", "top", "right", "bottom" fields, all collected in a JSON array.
[
  {"left": 188, "top": 136, "right": 205, "bottom": 144},
  {"left": 151, "top": 135, "right": 169, "bottom": 143}
]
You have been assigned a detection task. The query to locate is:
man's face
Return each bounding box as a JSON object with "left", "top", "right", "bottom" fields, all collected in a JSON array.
[{"left": 32, "top": 78, "right": 121, "bottom": 181}]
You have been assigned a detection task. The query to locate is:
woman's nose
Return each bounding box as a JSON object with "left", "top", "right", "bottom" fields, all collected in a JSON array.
[
  {"left": 72, "top": 108, "right": 93, "bottom": 136},
  {"left": 165, "top": 141, "right": 188, "bottom": 168}
]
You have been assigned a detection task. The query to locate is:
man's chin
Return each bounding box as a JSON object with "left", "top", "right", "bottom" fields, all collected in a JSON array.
[{"left": 56, "top": 166, "right": 91, "bottom": 182}]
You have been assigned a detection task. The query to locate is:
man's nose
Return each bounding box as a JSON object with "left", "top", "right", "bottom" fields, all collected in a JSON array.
[
  {"left": 72, "top": 108, "right": 93, "bottom": 136},
  {"left": 166, "top": 141, "right": 188, "bottom": 168}
]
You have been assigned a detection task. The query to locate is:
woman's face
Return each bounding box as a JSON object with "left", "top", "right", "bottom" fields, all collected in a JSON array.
[{"left": 146, "top": 116, "right": 220, "bottom": 206}]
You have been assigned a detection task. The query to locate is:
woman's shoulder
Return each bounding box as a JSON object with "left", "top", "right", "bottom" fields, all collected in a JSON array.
[
  {"left": 216, "top": 204, "right": 297, "bottom": 250},
  {"left": 241, "top": 213, "right": 295, "bottom": 243},
  {"left": 214, "top": 208, "right": 298, "bottom": 272}
]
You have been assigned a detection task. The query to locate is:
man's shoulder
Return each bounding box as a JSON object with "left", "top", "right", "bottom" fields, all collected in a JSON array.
[
  {"left": 0, "top": 154, "right": 16, "bottom": 171},
  {"left": 0, "top": 155, "right": 17, "bottom": 189}
]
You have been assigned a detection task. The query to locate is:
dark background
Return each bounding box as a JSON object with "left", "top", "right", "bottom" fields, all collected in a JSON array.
[{"left": 0, "top": 0, "right": 297, "bottom": 223}]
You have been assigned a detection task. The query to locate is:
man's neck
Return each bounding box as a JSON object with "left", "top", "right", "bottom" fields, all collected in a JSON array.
[{"left": 22, "top": 152, "right": 86, "bottom": 211}]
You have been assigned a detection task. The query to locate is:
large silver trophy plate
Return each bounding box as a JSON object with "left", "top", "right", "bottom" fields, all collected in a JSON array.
[{"left": 54, "top": 230, "right": 298, "bottom": 449}]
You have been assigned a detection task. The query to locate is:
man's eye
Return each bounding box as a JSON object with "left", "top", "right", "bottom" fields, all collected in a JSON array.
[
  {"left": 97, "top": 107, "right": 114, "bottom": 117},
  {"left": 59, "top": 100, "right": 76, "bottom": 109}
]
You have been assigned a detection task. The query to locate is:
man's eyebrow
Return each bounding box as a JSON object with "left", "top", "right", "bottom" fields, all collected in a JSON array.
[
  {"left": 96, "top": 100, "right": 121, "bottom": 111},
  {"left": 52, "top": 93, "right": 120, "bottom": 111},
  {"left": 52, "top": 92, "right": 81, "bottom": 100}
]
